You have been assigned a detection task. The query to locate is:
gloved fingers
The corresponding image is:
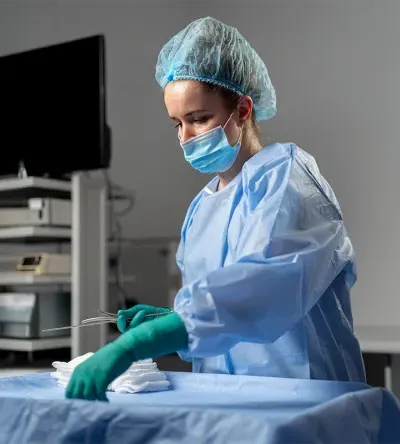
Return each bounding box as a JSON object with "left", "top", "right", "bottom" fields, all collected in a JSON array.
[
  {"left": 128, "top": 310, "right": 147, "bottom": 329},
  {"left": 95, "top": 381, "right": 109, "bottom": 402},
  {"left": 75, "top": 380, "right": 86, "bottom": 400},
  {"left": 83, "top": 384, "right": 97, "bottom": 401},
  {"left": 117, "top": 305, "right": 149, "bottom": 318},
  {"left": 66, "top": 379, "right": 85, "bottom": 399},
  {"left": 117, "top": 315, "right": 128, "bottom": 333},
  {"left": 65, "top": 380, "right": 76, "bottom": 399},
  {"left": 117, "top": 306, "right": 145, "bottom": 332},
  {"left": 97, "top": 392, "right": 109, "bottom": 402}
]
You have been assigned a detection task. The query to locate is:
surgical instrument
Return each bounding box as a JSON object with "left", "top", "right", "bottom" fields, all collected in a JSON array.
[{"left": 42, "top": 309, "right": 174, "bottom": 332}]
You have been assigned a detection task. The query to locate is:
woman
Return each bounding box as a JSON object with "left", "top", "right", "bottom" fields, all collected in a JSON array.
[{"left": 66, "top": 17, "right": 365, "bottom": 401}]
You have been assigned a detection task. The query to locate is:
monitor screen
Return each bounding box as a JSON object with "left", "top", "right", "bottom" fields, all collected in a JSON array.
[{"left": 0, "top": 35, "right": 111, "bottom": 177}]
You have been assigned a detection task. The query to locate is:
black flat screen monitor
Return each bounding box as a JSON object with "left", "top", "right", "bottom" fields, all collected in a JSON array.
[{"left": 0, "top": 34, "right": 111, "bottom": 178}]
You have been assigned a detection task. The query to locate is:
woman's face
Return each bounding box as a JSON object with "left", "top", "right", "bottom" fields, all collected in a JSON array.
[{"left": 164, "top": 80, "right": 241, "bottom": 145}]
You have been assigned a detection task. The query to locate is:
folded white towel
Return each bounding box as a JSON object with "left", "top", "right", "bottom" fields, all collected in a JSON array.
[{"left": 51, "top": 354, "right": 170, "bottom": 394}]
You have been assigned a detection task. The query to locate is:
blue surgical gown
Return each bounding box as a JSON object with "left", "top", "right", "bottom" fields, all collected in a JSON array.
[{"left": 174, "top": 143, "right": 365, "bottom": 382}]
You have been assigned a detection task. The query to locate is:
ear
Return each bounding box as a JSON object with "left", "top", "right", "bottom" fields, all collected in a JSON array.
[{"left": 238, "top": 96, "right": 253, "bottom": 124}]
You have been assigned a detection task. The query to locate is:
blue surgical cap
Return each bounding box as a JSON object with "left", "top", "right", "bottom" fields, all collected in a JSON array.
[{"left": 155, "top": 17, "right": 277, "bottom": 122}]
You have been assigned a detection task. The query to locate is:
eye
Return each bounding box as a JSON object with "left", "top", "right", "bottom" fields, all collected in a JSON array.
[
  {"left": 174, "top": 122, "right": 182, "bottom": 128},
  {"left": 193, "top": 116, "right": 209, "bottom": 124}
]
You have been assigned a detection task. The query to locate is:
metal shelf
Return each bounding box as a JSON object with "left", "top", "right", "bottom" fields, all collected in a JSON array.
[
  {"left": 0, "top": 226, "right": 71, "bottom": 243},
  {"left": 0, "top": 174, "right": 108, "bottom": 357},
  {"left": 0, "top": 177, "right": 71, "bottom": 199},
  {"left": 0, "top": 331, "right": 121, "bottom": 352},
  {"left": 0, "top": 337, "right": 70, "bottom": 351},
  {"left": 0, "top": 272, "right": 135, "bottom": 286},
  {"left": 0, "top": 272, "right": 71, "bottom": 285}
]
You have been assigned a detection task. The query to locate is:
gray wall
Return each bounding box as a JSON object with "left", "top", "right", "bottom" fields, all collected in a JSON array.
[
  {"left": 210, "top": 1, "right": 399, "bottom": 328},
  {"left": 0, "top": 1, "right": 398, "bottom": 327}
]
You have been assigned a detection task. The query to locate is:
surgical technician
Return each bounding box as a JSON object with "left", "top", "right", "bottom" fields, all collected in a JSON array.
[{"left": 66, "top": 17, "right": 365, "bottom": 401}]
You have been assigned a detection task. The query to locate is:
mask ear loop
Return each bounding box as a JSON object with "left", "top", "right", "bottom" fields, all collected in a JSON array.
[
  {"left": 236, "top": 125, "right": 243, "bottom": 145},
  {"left": 224, "top": 98, "right": 244, "bottom": 146}
]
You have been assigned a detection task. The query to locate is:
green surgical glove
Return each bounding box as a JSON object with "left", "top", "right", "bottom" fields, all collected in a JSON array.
[
  {"left": 117, "top": 304, "right": 172, "bottom": 333},
  {"left": 65, "top": 312, "right": 188, "bottom": 401}
]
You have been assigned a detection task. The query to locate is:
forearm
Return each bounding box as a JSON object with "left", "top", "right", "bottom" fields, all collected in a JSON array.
[
  {"left": 175, "top": 226, "right": 345, "bottom": 358},
  {"left": 115, "top": 312, "right": 189, "bottom": 361}
]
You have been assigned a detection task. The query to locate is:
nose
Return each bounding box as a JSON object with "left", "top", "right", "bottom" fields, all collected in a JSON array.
[{"left": 179, "top": 125, "right": 195, "bottom": 144}]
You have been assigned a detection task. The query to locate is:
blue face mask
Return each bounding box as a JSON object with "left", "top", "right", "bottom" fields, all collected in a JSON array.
[{"left": 180, "top": 114, "right": 242, "bottom": 174}]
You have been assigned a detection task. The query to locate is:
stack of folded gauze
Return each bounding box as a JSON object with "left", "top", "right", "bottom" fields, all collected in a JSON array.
[{"left": 51, "top": 353, "right": 170, "bottom": 393}]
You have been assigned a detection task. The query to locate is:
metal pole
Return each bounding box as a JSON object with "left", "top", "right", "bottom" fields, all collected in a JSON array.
[{"left": 71, "top": 172, "right": 108, "bottom": 357}]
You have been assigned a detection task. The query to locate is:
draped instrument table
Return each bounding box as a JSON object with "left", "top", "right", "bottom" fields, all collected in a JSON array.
[{"left": 0, "top": 371, "right": 399, "bottom": 444}]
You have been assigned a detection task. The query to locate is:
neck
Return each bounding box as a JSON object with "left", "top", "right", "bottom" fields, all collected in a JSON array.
[{"left": 217, "top": 139, "right": 262, "bottom": 190}]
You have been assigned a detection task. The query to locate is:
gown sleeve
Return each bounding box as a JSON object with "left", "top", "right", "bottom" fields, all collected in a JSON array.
[{"left": 174, "top": 153, "right": 352, "bottom": 359}]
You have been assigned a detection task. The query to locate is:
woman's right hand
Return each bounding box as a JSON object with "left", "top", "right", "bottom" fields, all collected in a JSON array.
[{"left": 116, "top": 304, "right": 172, "bottom": 333}]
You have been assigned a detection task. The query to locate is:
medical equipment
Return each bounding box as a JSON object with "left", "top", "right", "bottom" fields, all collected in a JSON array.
[
  {"left": 0, "top": 292, "right": 70, "bottom": 338},
  {"left": 117, "top": 305, "right": 174, "bottom": 332},
  {"left": 0, "top": 198, "right": 71, "bottom": 227},
  {"left": 42, "top": 309, "right": 174, "bottom": 332},
  {"left": 0, "top": 35, "right": 111, "bottom": 178},
  {"left": 155, "top": 17, "right": 276, "bottom": 122},
  {"left": 17, "top": 253, "right": 71, "bottom": 275}
]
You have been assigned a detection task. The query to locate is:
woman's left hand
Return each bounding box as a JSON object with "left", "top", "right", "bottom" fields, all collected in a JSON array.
[{"left": 65, "top": 341, "right": 132, "bottom": 401}]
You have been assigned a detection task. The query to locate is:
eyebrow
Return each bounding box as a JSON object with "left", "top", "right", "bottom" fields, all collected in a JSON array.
[{"left": 170, "top": 109, "right": 210, "bottom": 120}]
